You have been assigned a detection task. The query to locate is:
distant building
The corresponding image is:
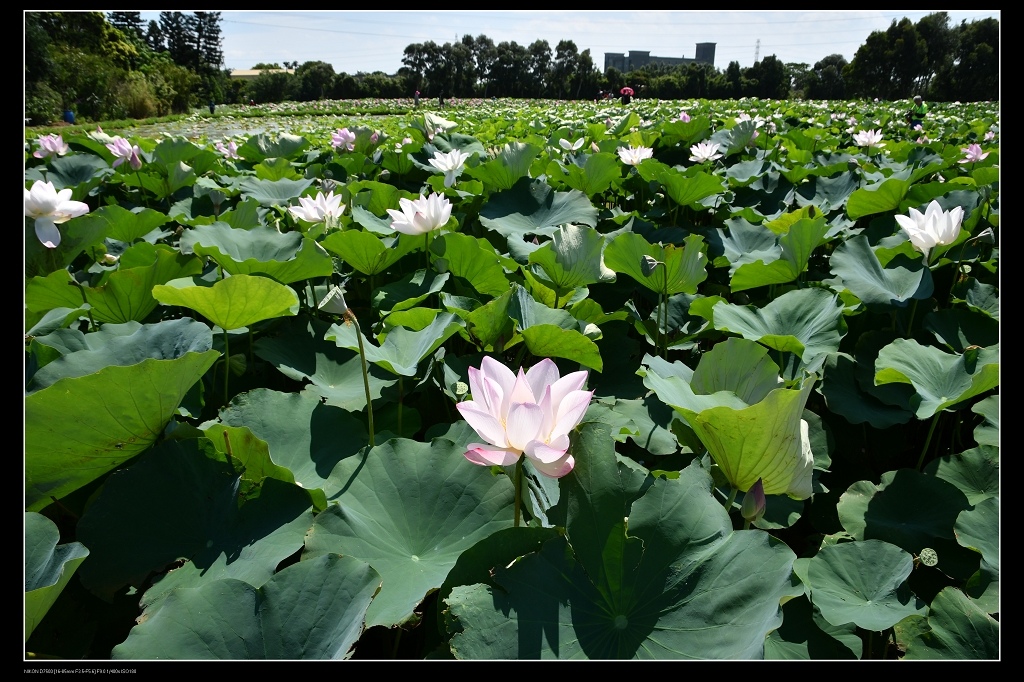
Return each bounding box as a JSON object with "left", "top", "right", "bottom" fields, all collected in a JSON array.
[
  {"left": 229, "top": 69, "right": 295, "bottom": 80},
  {"left": 604, "top": 43, "right": 716, "bottom": 72}
]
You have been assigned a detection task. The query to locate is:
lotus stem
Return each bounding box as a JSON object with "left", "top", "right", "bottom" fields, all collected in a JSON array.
[
  {"left": 905, "top": 299, "right": 918, "bottom": 339},
  {"left": 916, "top": 412, "right": 941, "bottom": 471},
  {"left": 347, "top": 310, "right": 375, "bottom": 447},
  {"left": 513, "top": 457, "right": 524, "bottom": 528},
  {"left": 223, "top": 328, "right": 230, "bottom": 407},
  {"left": 723, "top": 486, "right": 738, "bottom": 512}
]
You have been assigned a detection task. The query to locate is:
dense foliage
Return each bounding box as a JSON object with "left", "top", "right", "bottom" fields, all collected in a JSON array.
[{"left": 25, "top": 95, "right": 998, "bottom": 661}]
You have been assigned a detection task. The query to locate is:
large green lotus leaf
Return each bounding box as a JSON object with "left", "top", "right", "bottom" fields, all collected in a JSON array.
[
  {"left": 69, "top": 204, "right": 171, "bottom": 244},
  {"left": 953, "top": 277, "right": 998, "bottom": 320},
  {"left": 712, "top": 287, "right": 845, "bottom": 362},
  {"left": 819, "top": 352, "right": 914, "bottom": 428},
  {"left": 111, "top": 554, "right": 379, "bottom": 660},
  {"left": 180, "top": 223, "right": 333, "bottom": 284},
  {"left": 435, "top": 526, "right": 559, "bottom": 632},
  {"left": 76, "top": 437, "right": 313, "bottom": 609},
  {"left": 964, "top": 558, "right": 999, "bottom": 615},
  {"left": 218, "top": 388, "right": 369, "bottom": 500},
  {"left": 654, "top": 166, "right": 727, "bottom": 209},
  {"left": 548, "top": 152, "right": 621, "bottom": 196},
  {"left": 303, "top": 436, "right": 515, "bottom": 628},
  {"left": 238, "top": 177, "right": 314, "bottom": 207},
  {"left": 924, "top": 444, "right": 998, "bottom": 505},
  {"left": 349, "top": 204, "right": 396, "bottom": 236},
  {"left": 690, "top": 336, "right": 783, "bottom": 405},
  {"left": 253, "top": 317, "right": 398, "bottom": 410},
  {"left": 371, "top": 268, "right": 450, "bottom": 313},
  {"left": 507, "top": 283, "right": 580, "bottom": 330},
  {"left": 153, "top": 274, "right": 299, "bottom": 331},
  {"left": 460, "top": 286, "right": 515, "bottom": 350},
  {"left": 846, "top": 177, "right": 910, "bottom": 219},
  {"left": 528, "top": 224, "right": 615, "bottom": 292},
  {"left": 827, "top": 235, "right": 933, "bottom": 308},
  {"left": 348, "top": 180, "right": 409, "bottom": 220},
  {"left": 430, "top": 231, "right": 512, "bottom": 298},
  {"left": 582, "top": 397, "right": 679, "bottom": 457},
  {"left": 326, "top": 311, "right": 463, "bottom": 376},
  {"left": 253, "top": 156, "right": 302, "bottom": 181},
  {"left": 25, "top": 512, "right": 90, "bottom": 642},
  {"left": 446, "top": 452, "right": 799, "bottom": 659},
  {"left": 971, "top": 395, "right": 999, "bottom": 447},
  {"left": 895, "top": 587, "right": 999, "bottom": 660},
  {"left": 151, "top": 137, "right": 213, "bottom": 170},
  {"left": 676, "top": 377, "right": 816, "bottom": 497},
  {"left": 31, "top": 153, "right": 110, "bottom": 199},
  {"left": 321, "top": 229, "right": 419, "bottom": 276},
  {"left": 638, "top": 353, "right": 749, "bottom": 416},
  {"left": 805, "top": 539, "right": 926, "bottom": 630},
  {"left": 27, "top": 318, "right": 212, "bottom": 393},
  {"left": 793, "top": 172, "right": 858, "bottom": 213},
  {"left": 873, "top": 339, "right": 999, "bottom": 419},
  {"left": 923, "top": 308, "right": 1000, "bottom": 354},
  {"left": 25, "top": 351, "right": 220, "bottom": 512},
  {"left": 236, "top": 132, "right": 311, "bottom": 162},
  {"left": 605, "top": 232, "right": 709, "bottom": 295},
  {"left": 467, "top": 141, "right": 539, "bottom": 190},
  {"left": 716, "top": 218, "right": 782, "bottom": 273},
  {"left": 954, "top": 497, "right": 998, "bottom": 567},
  {"left": 478, "top": 177, "right": 598, "bottom": 241},
  {"left": 202, "top": 423, "right": 311, "bottom": 507},
  {"left": 730, "top": 213, "right": 831, "bottom": 292},
  {"left": 521, "top": 325, "right": 603, "bottom": 371},
  {"left": 763, "top": 595, "right": 861, "bottom": 660},
  {"left": 837, "top": 469, "right": 971, "bottom": 561},
  {"left": 25, "top": 244, "right": 203, "bottom": 323}
]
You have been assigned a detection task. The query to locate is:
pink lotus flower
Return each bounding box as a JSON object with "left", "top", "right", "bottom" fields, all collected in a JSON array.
[
  {"left": 959, "top": 143, "right": 989, "bottom": 164},
  {"left": 106, "top": 136, "right": 142, "bottom": 170},
  {"left": 456, "top": 357, "right": 593, "bottom": 478},
  {"left": 984, "top": 130, "right": 995, "bottom": 141},
  {"left": 24, "top": 180, "right": 90, "bottom": 248},
  {"left": 331, "top": 128, "right": 356, "bottom": 151},
  {"left": 679, "top": 110, "right": 691, "bottom": 123},
  {"left": 215, "top": 139, "right": 241, "bottom": 160},
  {"left": 34, "top": 134, "right": 69, "bottom": 160}
]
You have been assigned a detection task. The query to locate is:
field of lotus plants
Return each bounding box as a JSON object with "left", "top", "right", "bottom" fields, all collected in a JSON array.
[{"left": 25, "top": 96, "right": 999, "bottom": 661}]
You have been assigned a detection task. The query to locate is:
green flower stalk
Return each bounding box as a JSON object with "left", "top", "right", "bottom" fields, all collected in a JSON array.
[{"left": 319, "top": 285, "right": 375, "bottom": 446}]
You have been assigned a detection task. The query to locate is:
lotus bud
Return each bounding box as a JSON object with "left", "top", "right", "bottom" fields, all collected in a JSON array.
[{"left": 741, "top": 478, "right": 766, "bottom": 524}]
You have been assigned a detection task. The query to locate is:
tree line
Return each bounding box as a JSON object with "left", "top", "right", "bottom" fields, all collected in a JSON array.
[{"left": 25, "top": 11, "right": 998, "bottom": 126}]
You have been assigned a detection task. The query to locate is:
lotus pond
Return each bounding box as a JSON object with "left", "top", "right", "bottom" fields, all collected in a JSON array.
[{"left": 24, "top": 96, "right": 999, "bottom": 661}]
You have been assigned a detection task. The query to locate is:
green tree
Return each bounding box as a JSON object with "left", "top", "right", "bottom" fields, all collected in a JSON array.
[
  {"left": 914, "top": 12, "right": 956, "bottom": 94},
  {"left": 108, "top": 11, "right": 145, "bottom": 40},
  {"left": 295, "top": 60, "right": 336, "bottom": 100},
  {"left": 806, "top": 54, "right": 847, "bottom": 100},
  {"left": 932, "top": 17, "right": 999, "bottom": 102}
]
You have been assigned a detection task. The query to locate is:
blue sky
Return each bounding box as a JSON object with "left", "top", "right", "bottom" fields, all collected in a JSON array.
[{"left": 137, "top": 10, "right": 1000, "bottom": 75}]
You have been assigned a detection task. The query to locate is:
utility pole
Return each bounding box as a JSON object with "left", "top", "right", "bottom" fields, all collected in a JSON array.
[{"left": 754, "top": 39, "right": 760, "bottom": 64}]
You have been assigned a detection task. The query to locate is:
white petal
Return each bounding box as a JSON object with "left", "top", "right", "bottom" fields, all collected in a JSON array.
[
  {"left": 550, "top": 390, "right": 594, "bottom": 439},
  {"left": 529, "top": 449, "right": 575, "bottom": 478},
  {"left": 33, "top": 217, "right": 61, "bottom": 248},
  {"left": 524, "top": 434, "right": 570, "bottom": 464},
  {"left": 524, "top": 358, "right": 560, "bottom": 400}
]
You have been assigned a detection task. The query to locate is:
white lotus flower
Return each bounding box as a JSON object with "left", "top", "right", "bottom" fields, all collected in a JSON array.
[
  {"left": 427, "top": 149, "right": 471, "bottom": 188},
  {"left": 617, "top": 145, "right": 653, "bottom": 166},
  {"left": 386, "top": 192, "right": 452, "bottom": 235},
  {"left": 688, "top": 141, "right": 723, "bottom": 163},
  {"left": 558, "top": 137, "right": 584, "bottom": 152},
  {"left": 288, "top": 190, "right": 345, "bottom": 224},
  {"left": 852, "top": 128, "right": 885, "bottom": 151},
  {"left": 24, "top": 180, "right": 90, "bottom": 248},
  {"left": 894, "top": 200, "right": 964, "bottom": 261}
]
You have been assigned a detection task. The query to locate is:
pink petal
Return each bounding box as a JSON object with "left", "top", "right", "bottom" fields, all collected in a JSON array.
[
  {"left": 524, "top": 358, "right": 560, "bottom": 398},
  {"left": 464, "top": 445, "right": 520, "bottom": 467},
  {"left": 551, "top": 390, "right": 594, "bottom": 439},
  {"left": 505, "top": 402, "right": 544, "bottom": 451},
  {"left": 456, "top": 401, "right": 508, "bottom": 448},
  {"left": 529, "top": 450, "right": 575, "bottom": 478},
  {"left": 524, "top": 434, "right": 570, "bottom": 464}
]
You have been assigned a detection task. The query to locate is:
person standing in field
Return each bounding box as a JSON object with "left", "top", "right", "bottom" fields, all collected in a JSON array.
[
  {"left": 414, "top": 90, "right": 420, "bottom": 108},
  {"left": 906, "top": 95, "right": 928, "bottom": 128}
]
